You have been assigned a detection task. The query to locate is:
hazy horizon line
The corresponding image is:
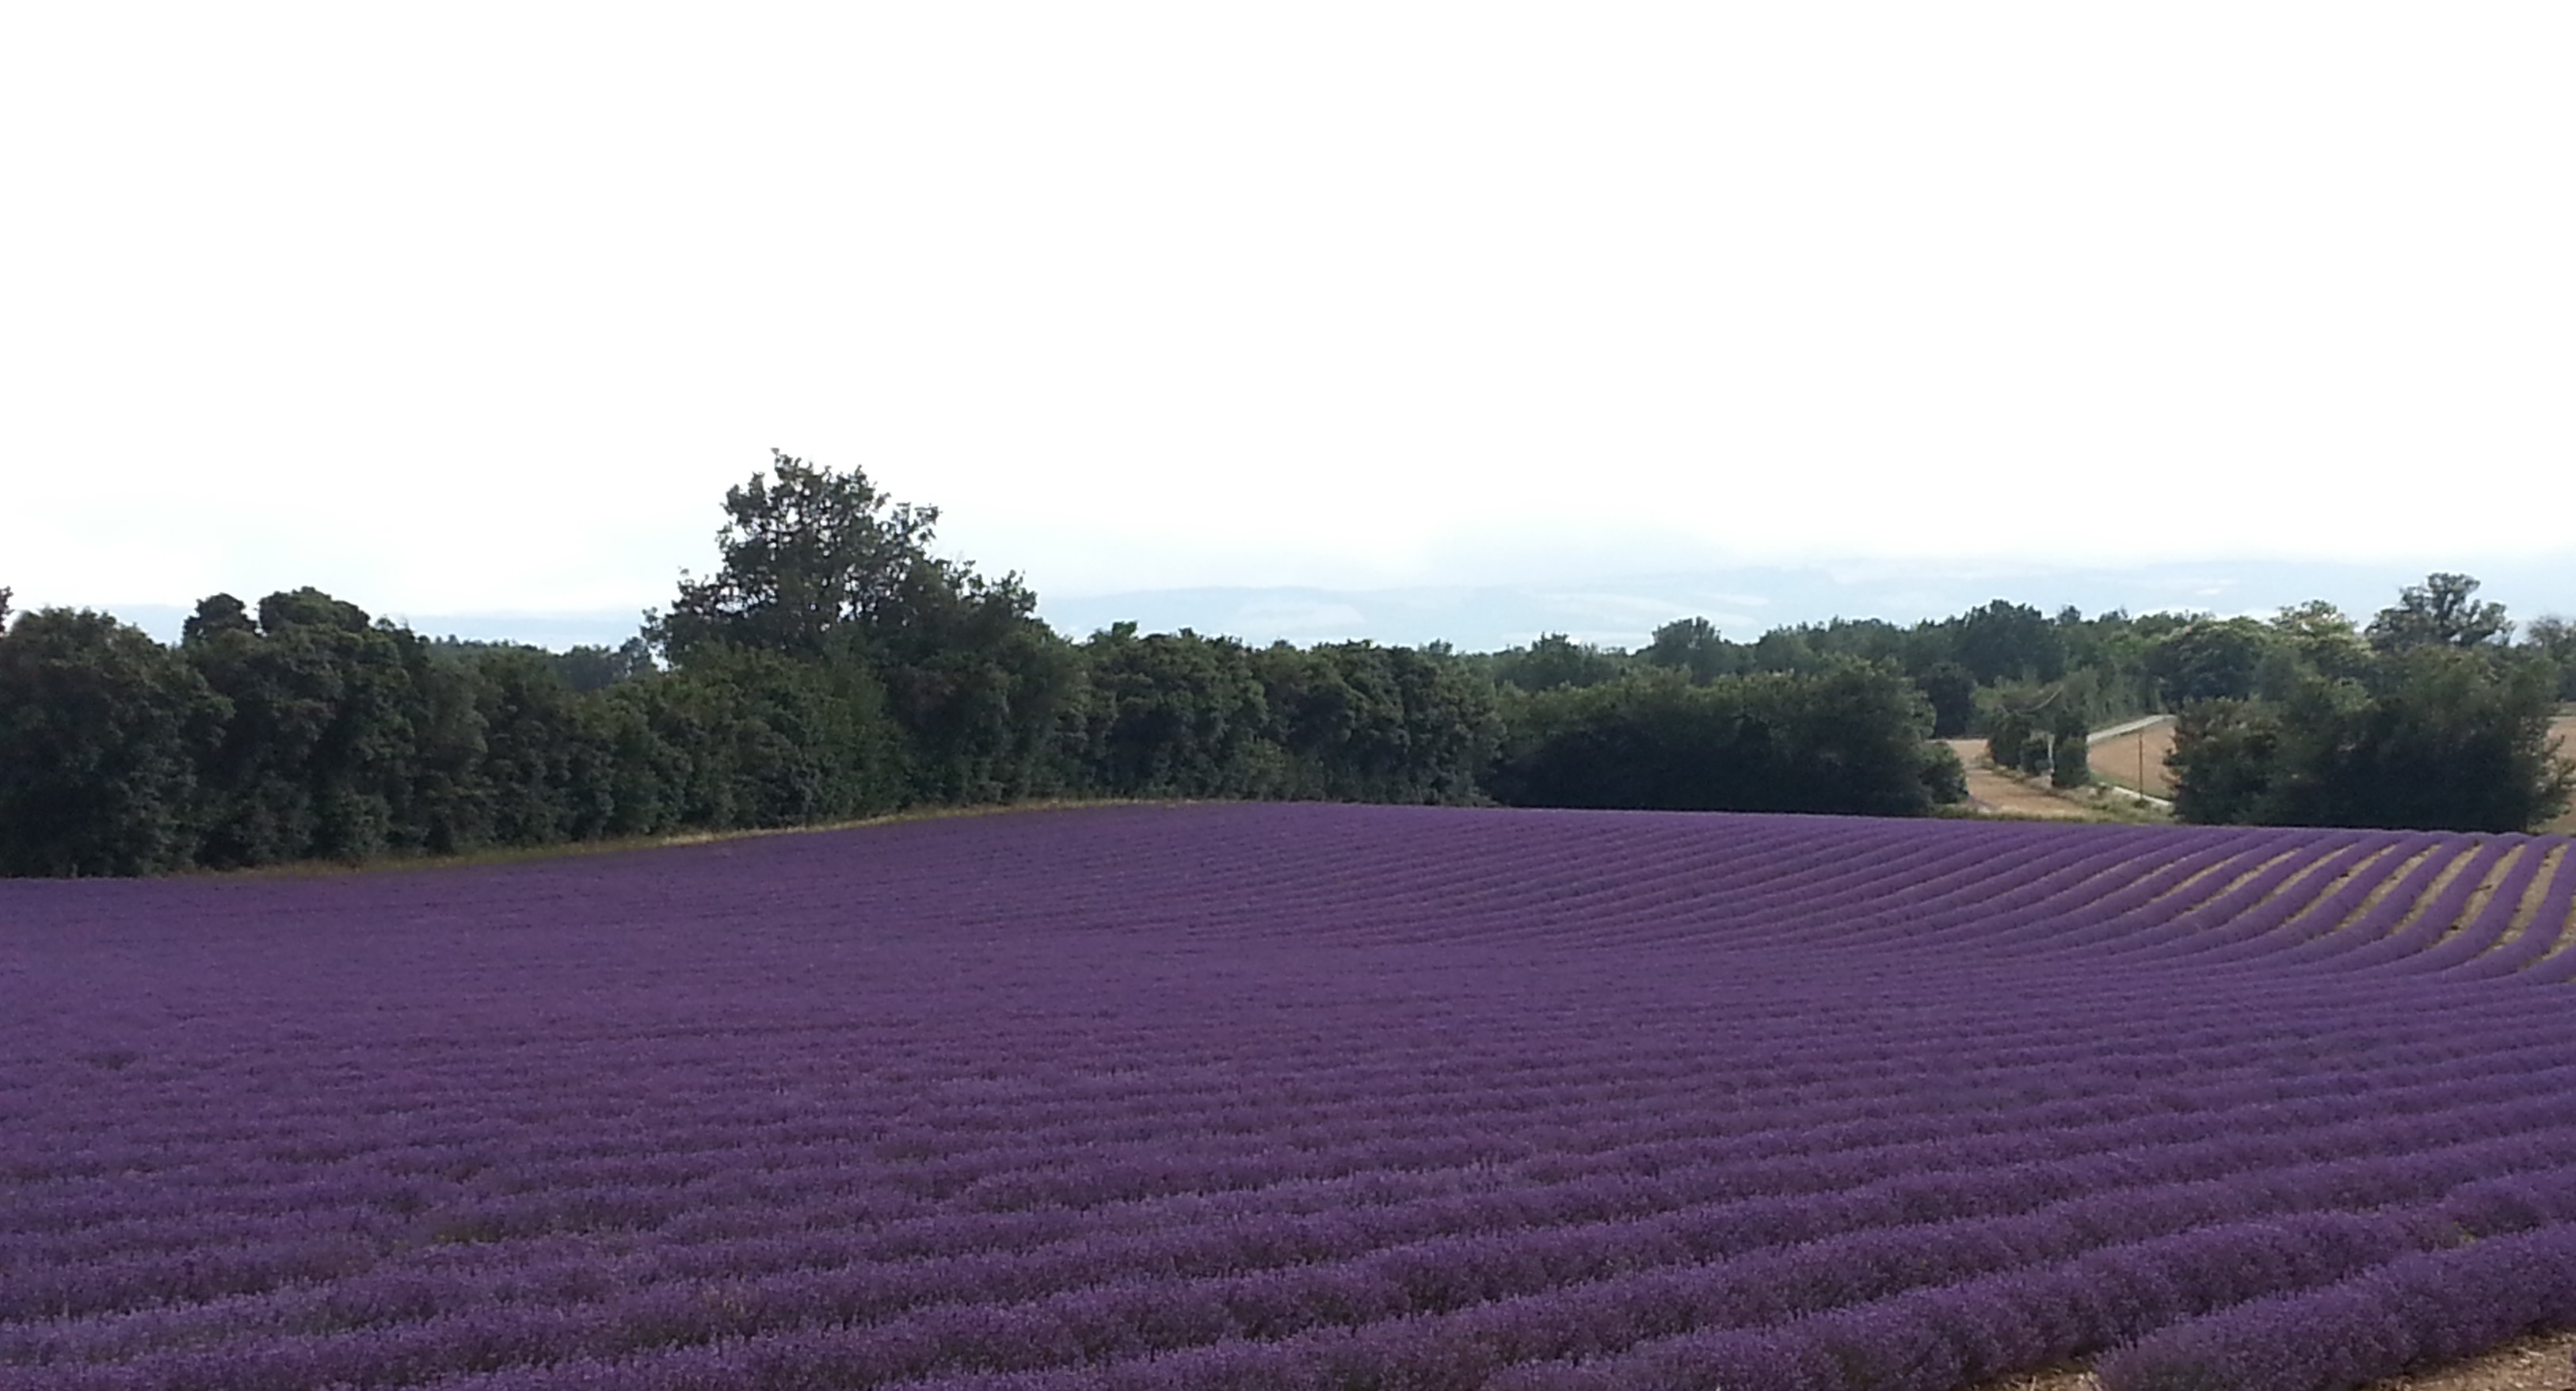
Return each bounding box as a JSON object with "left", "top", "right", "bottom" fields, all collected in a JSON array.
[{"left": 31, "top": 551, "right": 2572, "bottom": 656}]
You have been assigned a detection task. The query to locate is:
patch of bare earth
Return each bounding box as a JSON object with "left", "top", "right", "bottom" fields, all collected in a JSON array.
[
  {"left": 2088, "top": 721, "right": 2176, "bottom": 798},
  {"left": 1972, "top": 1328, "right": 2576, "bottom": 1391},
  {"left": 1943, "top": 738, "right": 2093, "bottom": 819}
]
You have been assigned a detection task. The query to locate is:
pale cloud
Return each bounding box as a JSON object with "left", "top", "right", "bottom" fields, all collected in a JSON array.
[{"left": 3, "top": 5, "right": 2570, "bottom": 622}]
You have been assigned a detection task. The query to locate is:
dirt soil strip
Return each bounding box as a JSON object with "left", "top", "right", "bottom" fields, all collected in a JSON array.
[
  {"left": 1944, "top": 739, "right": 2093, "bottom": 820},
  {"left": 1976, "top": 1328, "right": 2576, "bottom": 1391}
]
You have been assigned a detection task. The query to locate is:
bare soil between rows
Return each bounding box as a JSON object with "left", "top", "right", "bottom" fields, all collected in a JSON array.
[
  {"left": 1976, "top": 1328, "right": 2576, "bottom": 1391},
  {"left": 1956, "top": 722, "right": 2576, "bottom": 1390}
]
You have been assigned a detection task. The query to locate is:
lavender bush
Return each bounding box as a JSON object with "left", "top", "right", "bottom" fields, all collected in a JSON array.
[{"left": 2, "top": 804, "right": 2571, "bottom": 1390}]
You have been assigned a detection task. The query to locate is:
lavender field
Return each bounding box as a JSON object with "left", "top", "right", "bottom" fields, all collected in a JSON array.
[{"left": 6, "top": 804, "right": 2576, "bottom": 1391}]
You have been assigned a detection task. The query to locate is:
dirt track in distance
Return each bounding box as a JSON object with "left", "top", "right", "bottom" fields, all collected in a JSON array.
[{"left": 1942, "top": 738, "right": 2091, "bottom": 819}]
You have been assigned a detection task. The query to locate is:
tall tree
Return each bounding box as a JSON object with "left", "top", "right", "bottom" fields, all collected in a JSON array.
[
  {"left": 2520, "top": 615, "right": 2576, "bottom": 701},
  {"left": 2169, "top": 650, "right": 2570, "bottom": 832},
  {"left": 2295, "top": 650, "right": 2563, "bottom": 829},
  {"left": 1749, "top": 627, "right": 1818, "bottom": 674},
  {"left": 0, "top": 609, "right": 227, "bottom": 875},
  {"left": 2267, "top": 600, "right": 2373, "bottom": 687},
  {"left": 1951, "top": 600, "right": 2067, "bottom": 685},
  {"left": 2145, "top": 618, "right": 2273, "bottom": 704},
  {"left": 1912, "top": 661, "right": 1976, "bottom": 738},
  {"left": 2367, "top": 572, "right": 2511, "bottom": 653},
  {"left": 1492, "top": 633, "right": 1625, "bottom": 692},
  {"left": 2166, "top": 699, "right": 2283, "bottom": 827},
  {"left": 652, "top": 451, "right": 1080, "bottom": 805},
  {"left": 2048, "top": 703, "right": 2092, "bottom": 789},
  {"left": 1643, "top": 616, "right": 1737, "bottom": 683},
  {"left": 652, "top": 449, "right": 941, "bottom": 663},
  {"left": 182, "top": 589, "right": 423, "bottom": 866},
  {"left": 1985, "top": 708, "right": 2035, "bottom": 773}
]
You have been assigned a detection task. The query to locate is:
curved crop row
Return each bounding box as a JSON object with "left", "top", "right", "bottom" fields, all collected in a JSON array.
[{"left": 2, "top": 804, "right": 2571, "bottom": 1391}]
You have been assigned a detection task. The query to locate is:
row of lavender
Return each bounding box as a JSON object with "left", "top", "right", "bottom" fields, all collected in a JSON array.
[{"left": 3, "top": 804, "right": 2573, "bottom": 1390}]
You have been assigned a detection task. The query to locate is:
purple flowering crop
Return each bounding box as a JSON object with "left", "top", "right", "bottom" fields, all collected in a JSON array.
[{"left": 3, "top": 804, "right": 2572, "bottom": 1390}]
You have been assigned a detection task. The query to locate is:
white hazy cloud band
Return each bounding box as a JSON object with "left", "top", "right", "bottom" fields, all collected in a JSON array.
[{"left": 3, "top": 5, "right": 2568, "bottom": 617}]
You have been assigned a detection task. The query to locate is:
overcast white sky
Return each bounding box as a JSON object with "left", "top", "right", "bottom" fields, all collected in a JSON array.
[{"left": 5, "top": 5, "right": 2570, "bottom": 635}]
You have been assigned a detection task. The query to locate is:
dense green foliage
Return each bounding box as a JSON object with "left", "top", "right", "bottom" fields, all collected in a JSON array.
[
  {"left": 2048, "top": 704, "right": 2094, "bottom": 790},
  {"left": 2128, "top": 576, "right": 2576, "bottom": 833},
  {"left": 2167, "top": 621, "right": 2571, "bottom": 833},
  {"left": 0, "top": 455, "right": 1536, "bottom": 875},
  {"left": 1069, "top": 628, "right": 1499, "bottom": 803},
  {"left": 2528, "top": 617, "right": 2576, "bottom": 702},
  {"left": 2365, "top": 572, "right": 2511, "bottom": 653},
  {"left": 8, "top": 456, "right": 2571, "bottom": 874},
  {"left": 1488, "top": 664, "right": 1956, "bottom": 817},
  {"left": 1482, "top": 578, "right": 2574, "bottom": 835},
  {"left": 2143, "top": 617, "right": 2270, "bottom": 704},
  {"left": 1477, "top": 602, "right": 2165, "bottom": 737},
  {"left": 0, "top": 609, "right": 223, "bottom": 875}
]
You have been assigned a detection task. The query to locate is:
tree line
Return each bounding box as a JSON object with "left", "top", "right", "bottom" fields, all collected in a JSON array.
[
  {"left": 1930, "top": 574, "right": 2572, "bottom": 830},
  {"left": 2157, "top": 575, "right": 2571, "bottom": 832},
  {"left": 0, "top": 455, "right": 1964, "bottom": 876},
  {"left": 1485, "top": 576, "right": 2574, "bottom": 832},
  {"left": 6, "top": 456, "right": 2569, "bottom": 876}
]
